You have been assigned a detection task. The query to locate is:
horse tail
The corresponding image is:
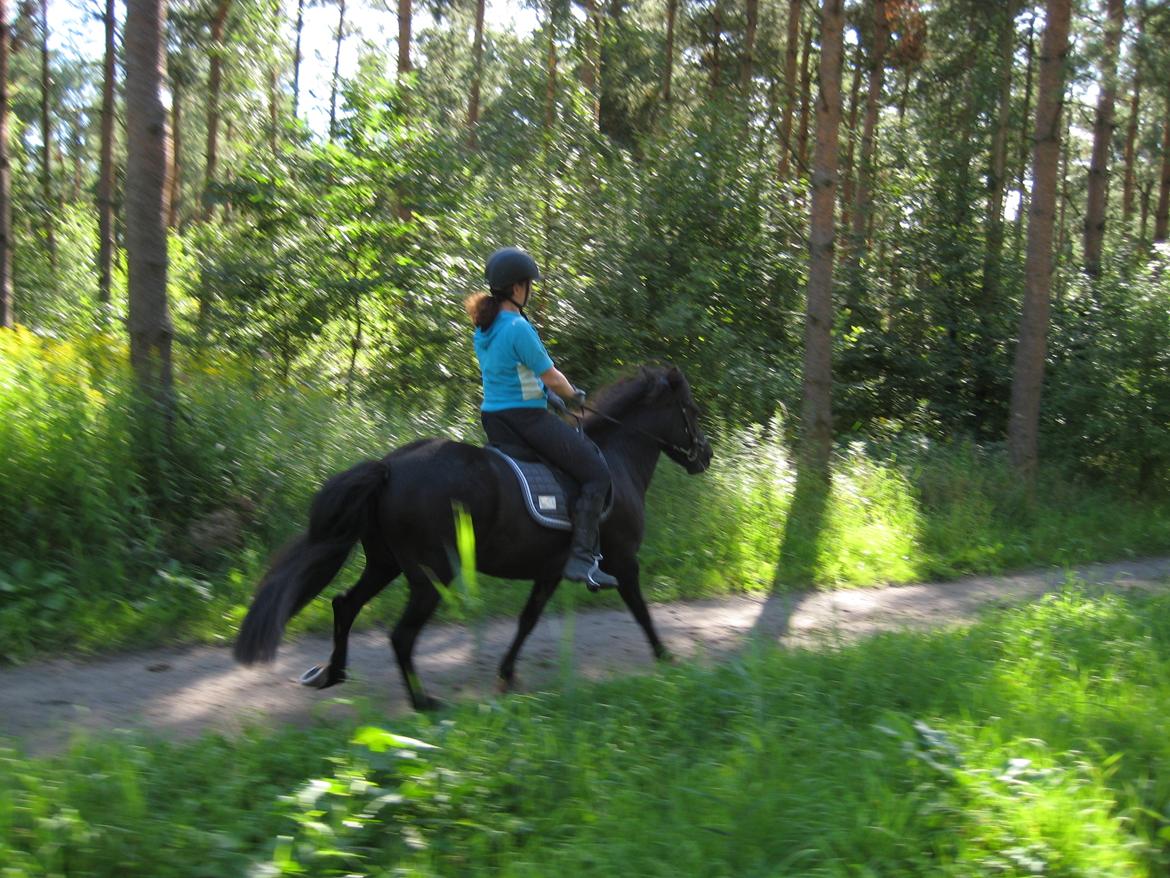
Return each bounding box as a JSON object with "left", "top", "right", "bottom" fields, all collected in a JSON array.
[{"left": 234, "top": 458, "right": 390, "bottom": 665}]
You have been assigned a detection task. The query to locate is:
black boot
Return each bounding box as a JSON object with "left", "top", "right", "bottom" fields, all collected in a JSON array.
[{"left": 563, "top": 488, "right": 619, "bottom": 592}]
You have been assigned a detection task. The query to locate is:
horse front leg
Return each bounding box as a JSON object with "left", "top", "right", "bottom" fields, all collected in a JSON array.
[
  {"left": 301, "top": 558, "right": 399, "bottom": 689},
  {"left": 497, "top": 573, "right": 560, "bottom": 692},
  {"left": 606, "top": 555, "right": 672, "bottom": 662}
]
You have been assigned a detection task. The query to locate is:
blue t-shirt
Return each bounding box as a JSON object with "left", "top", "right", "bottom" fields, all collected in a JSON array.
[{"left": 474, "top": 311, "right": 556, "bottom": 412}]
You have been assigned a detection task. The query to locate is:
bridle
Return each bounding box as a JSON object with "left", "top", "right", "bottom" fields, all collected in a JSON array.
[{"left": 576, "top": 397, "right": 706, "bottom": 465}]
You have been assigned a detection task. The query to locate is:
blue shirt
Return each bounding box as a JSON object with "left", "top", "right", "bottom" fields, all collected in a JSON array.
[{"left": 474, "top": 311, "right": 555, "bottom": 412}]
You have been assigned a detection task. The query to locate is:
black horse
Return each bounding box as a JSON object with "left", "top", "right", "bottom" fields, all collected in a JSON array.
[{"left": 233, "top": 364, "right": 712, "bottom": 709}]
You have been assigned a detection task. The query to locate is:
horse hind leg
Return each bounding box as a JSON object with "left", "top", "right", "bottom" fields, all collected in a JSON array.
[
  {"left": 301, "top": 555, "right": 400, "bottom": 689},
  {"left": 390, "top": 560, "right": 449, "bottom": 711},
  {"left": 498, "top": 573, "right": 560, "bottom": 692}
]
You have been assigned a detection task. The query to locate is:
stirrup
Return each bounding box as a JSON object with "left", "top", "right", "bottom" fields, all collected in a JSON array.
[{"left": 564, "top": 554, "right": 619, "bottom": 592}]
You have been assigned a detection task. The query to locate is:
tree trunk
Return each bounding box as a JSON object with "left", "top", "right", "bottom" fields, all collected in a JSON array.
[
  {"left": 1014, "top": 10, "right": 1036, "bottom": 246},
  {"left": 796, "top": 23, "right": 813, "bottom": 170},
  {"left": 1083, "top": 0, "right": 1124, "bottom": 276},
  {"left": 202, "top": 0, "right": 231, "bottom": 222},
  {"left": 839, "top": 50, "right": 863, "bottom": 232},
  {"left": 1156, "top": 105, "right": 1170, "bottom": 242},
  {"left": 708, "top": 2, "right": 723, "bottom": 92},
  {"left": 848, "top": 0, "right": 889, "bottom": 257},
  {"left": 800, "top": 0, "right": 845, "bottom": 476},
  {"left": 663, "top": 0, "right": 678, "bottom": 103},
  {"left": 1007, "top": 0, "right": 1071, "bottom": 480},
  {"left": 777, "top": 0, "right": 801, "bottom": 177},
  {"left": 467, "top": 0, "right": 485, "bottom": 146},
  {"left": 125, "top": 0, "right": 174, "bottom": 418},
  {"left": 398, "top": 0, "right": 411, "bottom": 76},
  {"left": 545, "top": 10, "right": 557, "bottom": 132},
  {"left": 982, "top": 0, "right": 1017, "bottom": 300},
  {"left": 1121, "top": 0, "right": 1145, "bottom": 224},
  {"left": 39, "top": 0, "right": 55, "bottom": 268},
  {"left": 168, "top": 80, "right": 182, "bottom": 228},
  {"left": 581, "top": 0, "right": 602, "bottom": 126},
  {"left": 741, "top": 0, "right": 758, "bottom": 94},
  {"left": 291, "top": 0, "right": 304, "bottom": 119},
  {"left": 97, "top": 0, "right": 117, "bottom": 310},
  {"left": 329, "top": 0, "right": 346, "bottom": 141},
  {"left": 0, "top": 0, "right": 12, "bottom": 329}
]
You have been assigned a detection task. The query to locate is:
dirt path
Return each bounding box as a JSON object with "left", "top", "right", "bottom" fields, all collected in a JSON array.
[{"left": 2, "top": 557, "right": 1168, "bottom": 754}]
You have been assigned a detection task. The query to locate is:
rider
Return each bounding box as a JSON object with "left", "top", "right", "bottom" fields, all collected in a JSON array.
[{"left": 465, "top": 246, "right": 619, "bottom": 592}]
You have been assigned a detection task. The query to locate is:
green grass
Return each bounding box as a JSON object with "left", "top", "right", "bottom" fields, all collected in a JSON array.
[
  {"left": 3, "top": 328, "right": 1170, "bottom": 662},
  {"left": 4, "top": 588, "right": 1170, "bottom": 876}
]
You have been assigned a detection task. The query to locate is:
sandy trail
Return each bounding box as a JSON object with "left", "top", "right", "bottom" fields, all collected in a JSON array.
[{"left": 1, "top": 556, "right": 1167, "bottom": 754}]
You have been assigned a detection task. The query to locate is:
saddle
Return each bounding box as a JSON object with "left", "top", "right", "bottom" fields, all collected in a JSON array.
[{"left": 486, "top": 443, "right": 613, "bottom": 532}]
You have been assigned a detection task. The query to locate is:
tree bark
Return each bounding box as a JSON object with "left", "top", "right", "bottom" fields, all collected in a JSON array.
[
  {"left": 982, "top": 0, "right": 1018, "bottom": 299},
  {"left": 202, "top": 0, "right": 231, "bottom": 222},
  {"left": 1083, "top": 0, "right": 1124, "bottom": 276},
  {"left": 581, "top": 0, "right": 602, "bottom": 126},
  {"left": 800, "top": 0, "right": 845, "bottom": 476},
  {"left": 839, "top": 49, "right": 863, "bottom": 231},
  {"left": 848, "top": 0, "right": 889, "bottom": 257},
  {"left": 1156, "top": 104, "right": 1170, "bottom": 242},
  {"left": 398, "top": 0, "right": 411, "bottom": 76},
  {"left": 291, "top": 0, "right": 304, "bottom": 119},
  {"left": 741, "top": 0, "right": 758, "bottom": 94},
  {"left": 1014, "top": 10, "right": 1036, "bottom": 245},
  {"left": 778, "top": 0, "right": 801, "bottom": 177},
  {"left": 168, "top": 80, "right": 182, "bottom": 228},
  {"left": 796, "top": 23, "right": 813, "bottom": 170},
  {"left": 97, "top": 0, "right": 117, "bottom": 309},
  {"left": 1120, "top": 0, "right": 1145, "bottom": 224},
  {"left": 467, "top": 0, "right": 485, "bottom": 147},
  {"left": 0, "top": 0, "right": 12, "bottom": 328},
  {"left": 329, "top": 0, "right": 346, "bottom": 141},
  {"left": 663, "top": 0, "right": 678, "bottom": 104},
  {"left": 1007, "top": 0, "right": 1072, "bottom": 480},
  {"left": 125, "top": 0, "right": 174, "bottom": 417},
  {"left": 39, "top": 0, "right": 55, "bottom": 268},
  {"left": 545, "top": 10, "right": 557, "bottom": 132}
]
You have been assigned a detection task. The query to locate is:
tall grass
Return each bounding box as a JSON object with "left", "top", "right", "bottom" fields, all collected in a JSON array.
[
  {"left": 3, "top": 329, "right": 1170, "bottom": 660},
  {"left": 3, "top": 589, "right": 1170, "bottom": 875}
]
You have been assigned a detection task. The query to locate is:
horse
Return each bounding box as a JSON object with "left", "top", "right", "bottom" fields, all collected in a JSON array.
[{"left": 233, "top": 364, "right": 713, "bottom": 710}]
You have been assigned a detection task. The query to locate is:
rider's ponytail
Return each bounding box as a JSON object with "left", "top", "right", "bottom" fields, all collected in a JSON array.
[{"left": 464, "top": 291, "right": 503, "bottom": 330}]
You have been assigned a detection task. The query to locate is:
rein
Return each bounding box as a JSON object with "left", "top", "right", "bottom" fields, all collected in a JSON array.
[{"left": 575, "top": 399, "right": 703, "bottom": 463}]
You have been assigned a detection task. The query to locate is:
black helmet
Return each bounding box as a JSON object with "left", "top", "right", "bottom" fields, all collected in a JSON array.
[{"left": 485, "top": 247, "right": 541, "bottom": 292}]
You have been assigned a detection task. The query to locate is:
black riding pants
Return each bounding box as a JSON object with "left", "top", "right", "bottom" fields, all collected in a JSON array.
[{"left": 481, "top": 408, "right": 611, "bottom": 500}]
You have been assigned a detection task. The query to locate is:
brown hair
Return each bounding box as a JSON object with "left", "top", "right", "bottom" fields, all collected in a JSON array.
[{"left": 464, "top": 292, "right": 502, "bottom": 330}]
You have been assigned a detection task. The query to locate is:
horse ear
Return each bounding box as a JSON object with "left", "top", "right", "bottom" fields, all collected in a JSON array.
[{"left": 666, "top": 366, "right": 683, "bottom": 388}]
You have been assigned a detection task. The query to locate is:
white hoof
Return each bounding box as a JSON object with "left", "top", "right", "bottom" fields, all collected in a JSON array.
[{"left": 299, "top": 665, "right": 328, "bottom": 688}]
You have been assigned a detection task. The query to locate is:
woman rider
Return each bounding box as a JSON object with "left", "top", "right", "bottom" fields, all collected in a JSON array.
[{"left": 465, "top": 246, "right": 619, "bottom": 592}]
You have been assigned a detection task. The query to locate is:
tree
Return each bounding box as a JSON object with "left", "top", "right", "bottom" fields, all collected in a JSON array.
[
  {"left": 741, "top": 0, "right": 757, "bottom": 92},
  {"left": 663, "top": 0, "right": 678, "bottom": 103},
  {"left": 466, "top": 0, "right": 484, "bottom": 146},
  {"left": 1083, "top": 0, "right": 1125, "bottom": 276},
  {"left": 97, "top": 0, "right": 118, "bottom": 309},
  {"left": 38, "top": 0, "right": 54, "bottom": 267},
  {"left": 1120, "top": 0, "right": 1146, "bottom": 224},
  {"left": 848, "top": 0, "right": 889, "bottom": 257},
  {"left": 0, "top": 0, "right": 11, "bottom": 329},
  {"left": 202, "top": 0, "right": 232, "bottom": 221},
  {"left": 1156, "top": 103, "right": 1170, "bottom": 241},
  {"left": 1007, "top": 0, "right": 1072, "bottom": 478},
  {"left": 777, "top": 0, "right": 801, "bottom": 176},
  {"left": 983, "top": 0, "right": 1018, "bottom": 299},
  {"left": 800, "top": 0, "right": 845, "bottom": 474},
  {"left": 125, "top": 0, "right": 174, "bottom": 415},
  {"left": 398, "top": 0, "right": 411, "bottom": 75},
  {"left": 291, "top": 0, "right": 304, "bottom": 117}
]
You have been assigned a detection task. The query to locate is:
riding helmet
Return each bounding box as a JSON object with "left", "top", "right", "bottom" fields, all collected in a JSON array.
[{"left": 485, "top": 247, "right": 542, "bottom": 292}]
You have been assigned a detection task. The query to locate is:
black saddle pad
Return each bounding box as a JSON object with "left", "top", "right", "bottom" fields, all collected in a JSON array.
[{"left": 485, "top": 445, "right": 613, "bottom": 532}]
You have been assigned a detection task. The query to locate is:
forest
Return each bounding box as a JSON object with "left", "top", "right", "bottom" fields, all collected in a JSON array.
[{"left": 3, "top": 0, "right": 1170, "bottom": 872}]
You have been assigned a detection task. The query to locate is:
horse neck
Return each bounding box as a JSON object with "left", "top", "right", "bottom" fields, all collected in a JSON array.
[{"left": 593, "top": 414, "right": 665, "bottom": 498}]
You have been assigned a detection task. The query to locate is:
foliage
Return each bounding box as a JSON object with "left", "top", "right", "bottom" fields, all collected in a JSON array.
[{"left": 5, "top": 589, "right": 1170, "bottom": 874}]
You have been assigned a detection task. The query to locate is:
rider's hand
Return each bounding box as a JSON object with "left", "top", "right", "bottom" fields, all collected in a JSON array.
[{"left": 570, "top": 387, "right": 587, "bottom": 408}]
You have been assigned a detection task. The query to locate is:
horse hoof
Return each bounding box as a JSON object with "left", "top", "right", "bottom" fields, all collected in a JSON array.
[
  {"left": 299, "top": 665, "right": 329, "bottom": 688},
  {"left": 414, "top": 695, "right": 445, "bottom": 712},
  {"left": 495, "top": 675, "right": 512, "bottom": 694}
]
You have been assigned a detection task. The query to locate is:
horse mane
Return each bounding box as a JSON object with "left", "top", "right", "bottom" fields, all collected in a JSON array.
[{"left": 583, "top": 365, "right": 678, "bottom": 434}]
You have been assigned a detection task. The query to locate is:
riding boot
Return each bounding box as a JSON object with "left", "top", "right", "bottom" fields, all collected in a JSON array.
[{"left": 563, "top": 487, "right": 619, "bottom": 592}]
